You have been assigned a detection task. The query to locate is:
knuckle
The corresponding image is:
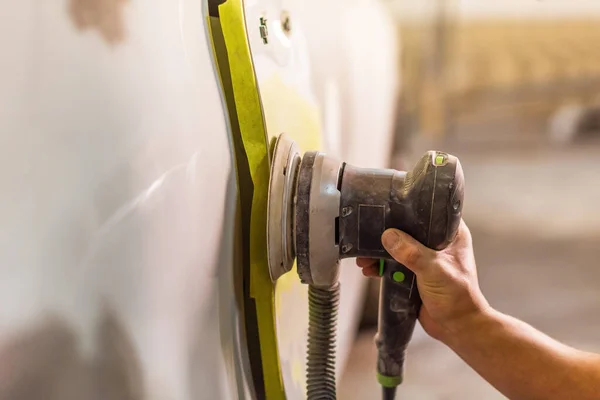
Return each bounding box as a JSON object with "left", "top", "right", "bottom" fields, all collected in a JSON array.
[
  {"left": 403, "top": 245, "right": 422, "bottom": 266},
  {"left": 387, "top": 239, "right": 404, "bottom": 257},
  {"left": 457, "top": 220, "right": 473, "bottom": 245}
]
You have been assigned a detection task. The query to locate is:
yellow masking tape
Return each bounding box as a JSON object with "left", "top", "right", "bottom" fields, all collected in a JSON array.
[
  {"left": 216, "top": 1, "right": 285, "bottom": 399},
  {"left": 208, "top": 1, "right": 325, "bottom": 397}
]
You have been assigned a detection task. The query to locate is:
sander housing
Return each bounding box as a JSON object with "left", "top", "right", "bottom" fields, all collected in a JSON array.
[{"left": 266, "top": 133, "right": 464, "bottom": 399}]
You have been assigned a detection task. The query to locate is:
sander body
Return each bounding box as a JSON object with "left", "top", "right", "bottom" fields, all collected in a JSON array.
[{"left": 266, "top": 134, "right": 464, "bottom": 399}]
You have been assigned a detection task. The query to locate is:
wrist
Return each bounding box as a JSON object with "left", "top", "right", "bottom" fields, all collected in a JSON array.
[{"left": 440, "top": 305, "right": 500, "bottom": 348}]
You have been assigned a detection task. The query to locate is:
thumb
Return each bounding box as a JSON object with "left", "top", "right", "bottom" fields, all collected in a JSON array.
[{"left": 381, "top": 229, "right": 433, "bottom": 274}]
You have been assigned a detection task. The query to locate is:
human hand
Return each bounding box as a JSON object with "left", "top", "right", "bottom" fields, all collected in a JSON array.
[{"left": 356, "top": 220, "right": 491, "bottom": 342}]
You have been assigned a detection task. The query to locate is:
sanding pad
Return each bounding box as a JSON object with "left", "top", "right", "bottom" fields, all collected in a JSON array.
[{"left": 267, "top": 133, "right": 301, "bottom": 282}]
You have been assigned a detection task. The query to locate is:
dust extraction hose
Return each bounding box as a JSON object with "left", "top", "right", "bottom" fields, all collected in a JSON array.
[{"left": 306, "top": 282, "right": 340, "bottom": 399}]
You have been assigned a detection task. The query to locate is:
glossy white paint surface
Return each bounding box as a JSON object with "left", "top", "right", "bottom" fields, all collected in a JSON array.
[
  {"left": 0, "top": 0, "right": 399, "bottom": 398},
  {"left": 0, "top": 1, "right": 243, "bottom": 398}
]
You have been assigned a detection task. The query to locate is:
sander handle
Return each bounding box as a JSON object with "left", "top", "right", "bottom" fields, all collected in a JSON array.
[
  {"left": 370, "top": 151, "right": 464, "bottom": 393},
  {"left": 375, "top": 260, "right": 421, "bottom": 388}
]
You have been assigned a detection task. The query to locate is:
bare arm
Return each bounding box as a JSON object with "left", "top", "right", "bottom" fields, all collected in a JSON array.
[
  {"left": 358, "top": 220, "right": 600, "bottom": 400},
  {"left": 448, "top": 308, "right": 600, "bottom": 400}
]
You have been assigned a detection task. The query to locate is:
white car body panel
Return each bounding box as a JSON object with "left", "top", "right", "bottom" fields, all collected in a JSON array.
[{"left": 0, "top": 0, "right": 398, "bottom": 398}]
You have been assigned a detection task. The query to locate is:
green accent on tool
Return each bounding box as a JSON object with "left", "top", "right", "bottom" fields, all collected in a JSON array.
[
  {"left": 377, "top": 372, "right": 403, "bottom": 388},
  {"left": 392, "top": 271, "right": 405, "bottom": 282},
  {"left": 379, "top": 259, "right": 384, "bottom": 276},
  {"left": 434, "top": 154, "right": 445, "bottom": 166}
]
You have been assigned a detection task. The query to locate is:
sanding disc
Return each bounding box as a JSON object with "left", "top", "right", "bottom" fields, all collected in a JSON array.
[{"left": 267, "top": 133, "right": 301, "bottom": 282}]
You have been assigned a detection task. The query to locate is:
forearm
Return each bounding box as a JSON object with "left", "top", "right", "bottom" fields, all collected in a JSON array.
[{"left": 444, "top": 308, "right": 600, "bottom": 400}]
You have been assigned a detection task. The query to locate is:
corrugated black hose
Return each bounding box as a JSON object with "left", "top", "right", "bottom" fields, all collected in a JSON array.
[{"left": 306, "top": 282, "right": 340, "bottom": 399}]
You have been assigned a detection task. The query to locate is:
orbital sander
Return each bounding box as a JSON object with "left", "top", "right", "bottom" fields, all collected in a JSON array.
[{"left": 266, "top": 133, "right": 464, "bottom": 399}]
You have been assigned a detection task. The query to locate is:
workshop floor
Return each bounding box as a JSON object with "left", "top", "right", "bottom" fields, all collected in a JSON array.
[{"left": 339, "top": 136, "right": 600, "bottom": 399}]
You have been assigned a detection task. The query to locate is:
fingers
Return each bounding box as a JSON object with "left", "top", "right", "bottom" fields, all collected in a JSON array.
[
  {"left": 362, "top": 264, "right": 379, "bottom": 277},
  {"left": 356, "top": 257, "right": 377, "bottom": 268},
  {"left": 356, "top": 258, "right": 379, "bottom": 277},
  {"left": 381, "top": 228, "right": 435, "bottom": 274},
  {"left": 461, "top": 220, "right": 473, "bottom": 246},
  {"left": 454, "top": 219, "right": 472, "bottom": 245},
  {"left": 445, "top": 219, "right": 473, "bottom": 257},
  {"left": 356, "top": 225, "right": 443, "bottom": 278}
]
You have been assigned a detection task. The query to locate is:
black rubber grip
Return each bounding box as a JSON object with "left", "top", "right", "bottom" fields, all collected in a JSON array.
[
  {"left": 375, "top": 261, "right": 420, "bottom": 385},
  {"left": 368, "top": 151, "right": 464, "bottom": 392}
]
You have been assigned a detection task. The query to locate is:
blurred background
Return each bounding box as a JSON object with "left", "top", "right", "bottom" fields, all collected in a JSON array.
[
  {"left": 341, "top": 1, "right": 600, "bottom": 398},
  {"left": 3, "top": 0, "right": 600, "bottom": 399}
]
